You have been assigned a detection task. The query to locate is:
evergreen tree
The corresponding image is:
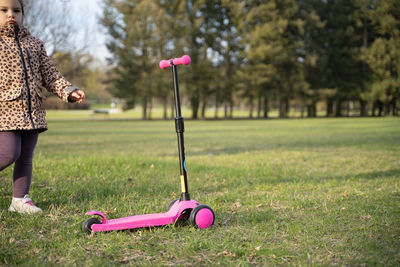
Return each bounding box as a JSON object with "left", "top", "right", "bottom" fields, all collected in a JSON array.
[
  {"left": 240, "top": 0, "right": 306, "bottom": 118},
  {"left": 296, "top": 0, "right": 326, "bottom": 117},
  {"left": 318, "top": 0, "right": 371, "bottom": 117},
  {"left": 101, "top": 0, "right": 166, "bottom": 118},
  {"left": 215, "top": 0, "right": 243, "bottom": 119},
  {"left": 352, "top": 0, "right": 375, "bottom": 116},
  {"left": 362, "top": 0, "right": 400, "bottom": 116},
  {"left": 98, "top": 0, "right": 399, "bottom": 119},
  {"left": 160, "top": 0, "right": 216, "bottom": 119}
]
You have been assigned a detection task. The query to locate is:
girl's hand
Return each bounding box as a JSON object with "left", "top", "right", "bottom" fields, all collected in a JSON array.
[{"left": 69, "top": 90, "right": 85, "bottom": 103}]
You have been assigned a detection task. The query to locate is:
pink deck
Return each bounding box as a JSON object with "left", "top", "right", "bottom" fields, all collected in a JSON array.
[{"left": 87, "top": 200, "right": 199, "bottom": 232}]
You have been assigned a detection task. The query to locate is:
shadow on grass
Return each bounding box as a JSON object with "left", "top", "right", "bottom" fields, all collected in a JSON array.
[
  {"left": 353, "top": 169, "right": 400, "bottom": 180},
  {"left": 189, "top": 161, "right": 400, "bottom": 186},
  {"left": 350, "top": 193, "right": 400, "bottom": 265},
  {"left": 185, "top": 134, "right": 400, "bottom": 156},
  {"left": 313, "top": 191, "right": 400, "bottom": 265},
  {"left": 41, "top": 118, "right": 400, "bottom": 158}
]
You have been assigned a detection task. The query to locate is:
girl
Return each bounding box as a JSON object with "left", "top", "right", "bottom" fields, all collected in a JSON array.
[{"left": 0, "top": 0, "right": 85, "bottom": 214}]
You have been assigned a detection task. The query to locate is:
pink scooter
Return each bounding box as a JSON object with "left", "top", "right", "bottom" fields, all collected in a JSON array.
[{"left": 83, "top": 55, "right": 215, "bottom": 233}]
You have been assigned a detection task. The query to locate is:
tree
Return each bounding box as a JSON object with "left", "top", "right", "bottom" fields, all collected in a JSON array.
[
  {"left": 240, "top": 0, "right": 307, "bottom": 118},
  {"left": 98, "top": 0, "right": 399, "bottom": 119},
  {"left": 362, "top": 0, "right": 400, "bottom": 116},
  {"left": 296, "top": 0, "right": 326, "bottom": 117},
  {"left": 24, "top": 0, "right": 95, "bottom": 106},
  {"left": 352, "top": 0, "right": 376, "bottom": 116},
  {"left": 24, "top": 0, "right": 84, "bottom": 56},
  {"left": 214, "top": 0, "right": 243, "bottom": 119},
  {"left": 85, "top": 63, "right": 112, "bottom": 103},
  {"left": 316, "top": 0, "right": 374, "bottom": 117},
  {"left": 101, "top": 0, "right": 168, "bottom": 118},
  {"left": 179, "top": 0, "right": 216, "bottom": 119},
  {"left": 239, "top": 1, "right": 280, "bottom": 118}
]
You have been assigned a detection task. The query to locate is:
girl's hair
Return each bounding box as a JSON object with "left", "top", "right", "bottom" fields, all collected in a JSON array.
[{"left": 18, "top": 0, "right": 24, "bottom": 15}]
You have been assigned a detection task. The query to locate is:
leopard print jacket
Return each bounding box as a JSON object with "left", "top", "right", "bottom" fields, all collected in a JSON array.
[{"left": 0, "top": 25, "right": 78, "bottom": 132}]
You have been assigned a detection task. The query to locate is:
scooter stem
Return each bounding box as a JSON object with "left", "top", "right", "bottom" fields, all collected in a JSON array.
[{"left": 172, "top": 64, "right": 190, "bottom": 201}]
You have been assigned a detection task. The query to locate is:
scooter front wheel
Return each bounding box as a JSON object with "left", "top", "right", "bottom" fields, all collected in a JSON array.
[
  {"left": 190, "top": 204, "right": 215, "bottom": 229},
  {"left": 83, "top": 217, "right": 101, "bottom": 234}
]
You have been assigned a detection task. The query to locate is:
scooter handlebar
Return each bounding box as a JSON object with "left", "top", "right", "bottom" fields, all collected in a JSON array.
[{"left": 159, "top": 55, "right": 191, "bottom": 69}]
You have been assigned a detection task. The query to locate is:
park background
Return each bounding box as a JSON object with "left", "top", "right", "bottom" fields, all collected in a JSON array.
[
  {"left": 23, "top": 0, "right": 399, "bottom": 119},
  {"left": 0, "top": 0, "right": 399, "bottom": 266}
]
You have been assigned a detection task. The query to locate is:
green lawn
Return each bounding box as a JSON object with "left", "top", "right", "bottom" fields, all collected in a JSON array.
[{"left": 1, "top": 114, "right": 399, "bottom": 266}]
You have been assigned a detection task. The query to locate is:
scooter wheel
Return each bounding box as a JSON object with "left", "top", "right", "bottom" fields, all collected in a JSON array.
[
  {"left": 82, "top": 217, "right": 101, "bottom": 234},
  {"left": 189, "top": 204, "right": 215, "bottom": 229},
  {"left": 167, "top": 199, "right": 179, "bottom": 211}
]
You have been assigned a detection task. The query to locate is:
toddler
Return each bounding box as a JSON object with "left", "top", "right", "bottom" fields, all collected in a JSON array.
[{"left": 0, "top": 0, "right": 85, "bottom": 213}]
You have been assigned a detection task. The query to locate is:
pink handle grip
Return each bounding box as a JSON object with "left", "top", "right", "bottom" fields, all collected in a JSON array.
[{"left": 159, "top": 55, "right": 191, "bottom": 69}]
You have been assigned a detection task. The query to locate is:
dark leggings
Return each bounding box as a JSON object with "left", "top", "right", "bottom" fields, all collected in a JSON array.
[{"left": 0, "top": 131, "right": 38, "bottom": 198}]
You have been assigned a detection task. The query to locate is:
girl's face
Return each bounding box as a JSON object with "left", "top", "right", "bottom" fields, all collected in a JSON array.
[{"left": 0, "top": 0, "right": 23, "bottom": 28}]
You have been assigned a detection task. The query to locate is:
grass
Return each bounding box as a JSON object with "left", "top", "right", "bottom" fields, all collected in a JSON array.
[
  {"left": 1, "top": 114, "right": 399, "bottom": 266},
  {"left": 60, "top": 105, "right": 324, "bottom": 120}
]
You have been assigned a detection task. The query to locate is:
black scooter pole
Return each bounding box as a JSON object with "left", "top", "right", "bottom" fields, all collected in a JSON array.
[
  {"left": 160, "top": 55, "right": 191, "bottom": 201},
  {"left": 171, "top": 64, "right": 190, "bottom": 201}
]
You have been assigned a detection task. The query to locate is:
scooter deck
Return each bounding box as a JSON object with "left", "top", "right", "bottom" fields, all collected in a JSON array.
[{"left": 87, "top": 200, "right": 199, "bottom": 232}]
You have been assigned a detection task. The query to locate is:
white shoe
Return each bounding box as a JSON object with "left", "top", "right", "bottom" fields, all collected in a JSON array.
[{"left": 9, "top": 195, "right": 43, "bottom": 214}]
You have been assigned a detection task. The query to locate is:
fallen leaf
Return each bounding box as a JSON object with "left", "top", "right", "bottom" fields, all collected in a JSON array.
[
  {"left": 360, "top": 214, "right": 372, "bottom": 220},
  {"left": 248, "top": 246, "right": 262, "bottom": 262},
  {"left": 232, "top": 201, "right": 242, "bottom": 210},
  {"left": 51, "top": 229, "right": 58, "bottom": 235},
  {"left": 248, "top": 254, "right": 255, "bottom": 262},
  {"left": 217, "top": 251, "right": 237, "bottom": 258}
]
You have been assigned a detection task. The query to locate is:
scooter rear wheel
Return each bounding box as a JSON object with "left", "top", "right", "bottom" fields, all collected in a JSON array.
[
  {"left": 83, "top": 217, "right": 101, "bottom": 234},
  {"left": 190, "top": 204, "right": 215, "bottom": 229}
]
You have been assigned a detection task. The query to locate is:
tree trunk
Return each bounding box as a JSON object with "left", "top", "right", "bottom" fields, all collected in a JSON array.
[
  {"left": 359, "top": 99, "right": 368, "bottom": 117},
  {"left": 346, "top": 101, "right": 351, "bottom": 117},
  {"left": 360, "top": 17, "right": 369, "bottom": 118},
  {"left": 285, "top": 97, "right": 290, "bottom": 117},
  {"left": 374, "top": 101, "right": 384, "bottom": 116},
  {"left": 378, "top": 104, "right": 383, "bottom": 116},
  {"left": 229, "top": 100, "right": 234, "bottom": 119},
  {"left": 393, "top": 97, "right": 398, "bottom": 116},
  {"left": 201, "top": 101, "right": 207, "bottom": 119},
  {"left": 307, "top": 101, "right": 317, "bottom": 118},
  {"left": 191, "top": 98, "right": 199, "bottom": 120},
  {"left": 372, "top": 101, "right": 377, "bottom": 116},
  {"left": 384, "top": 99, "right": 390, "bottom": 116},
  {"left": 249, "top": 97, "right": 254, "bottom": 119},
  {"left": 313, "top": 102, "right": 317, "bottom": 117},
  {"left": 214, "top": 93, "right": 219, "bottom": 119},
  {"left": 257, "top": 96, "right": 262, "bottom": 118},
  {"left": 279, "top": 97, "right": 289, "bottom": 118},
  {"left": 327, "top": 99, "right": 334, "bottom": 117},
  {"left": 147, "top": 97, "right": 153, "bottom": 120},
  {"left": 263, "top": 97, "right": 269, "bottom": 118},
  {"left": 163, "top": 97, "right": 168, "bottom": 120},
  {"left": 335, "top": 100, "right": 342, "bottom": 117},
  {"left": 142, "top": 95, "right": 147, "bottom": 120}
]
